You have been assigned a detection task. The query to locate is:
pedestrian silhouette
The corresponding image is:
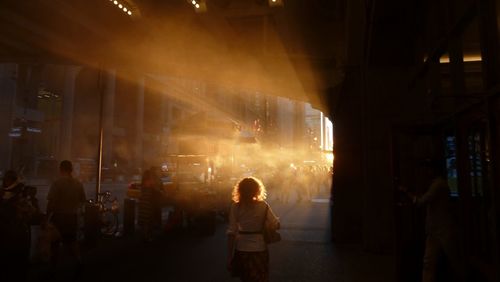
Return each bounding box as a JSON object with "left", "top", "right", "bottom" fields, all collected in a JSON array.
[{"left": 227, "top": 177, "right": 280, "bottom": 282}]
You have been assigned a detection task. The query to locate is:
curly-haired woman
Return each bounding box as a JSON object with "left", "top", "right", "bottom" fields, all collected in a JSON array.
[{"left": 227, "top": 177, "right": 280, "bottom": 282}]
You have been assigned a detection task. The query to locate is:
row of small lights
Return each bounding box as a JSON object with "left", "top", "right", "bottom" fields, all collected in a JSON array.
[
  {"left": 190, "top": 0, "right": 201, "bottom": 9},
  {"left": 189, "top": 0, "right": 279, "bottom": 12},
  {"left": 109, "top": 0, "right": 133, "bottom": 16}
]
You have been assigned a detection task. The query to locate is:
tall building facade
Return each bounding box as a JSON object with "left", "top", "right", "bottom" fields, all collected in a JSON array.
[{"left": 0, "top": 62, "right": 332, "bottom": 181}]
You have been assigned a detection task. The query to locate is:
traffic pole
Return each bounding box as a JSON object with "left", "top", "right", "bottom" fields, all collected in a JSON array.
[{"left": 96, "top": 67, "right": 105, "bottom": 201}]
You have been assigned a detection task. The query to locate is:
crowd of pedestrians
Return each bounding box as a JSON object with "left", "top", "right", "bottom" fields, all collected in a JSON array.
[
  {"left": 1, "top": 156, "right": 458, "bottom": 282},
  {"left": 260, "top": 164, "right": 332, "bottom": 204}
]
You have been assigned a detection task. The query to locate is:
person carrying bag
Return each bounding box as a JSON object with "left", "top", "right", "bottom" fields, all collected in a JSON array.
[{"left": 227, "top": 177, "right": 280, "bottom": 282}]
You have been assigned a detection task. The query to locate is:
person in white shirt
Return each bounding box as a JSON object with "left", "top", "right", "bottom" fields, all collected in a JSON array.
[{"left": 227, "top": 177, "right": 280, "bottom": 282}]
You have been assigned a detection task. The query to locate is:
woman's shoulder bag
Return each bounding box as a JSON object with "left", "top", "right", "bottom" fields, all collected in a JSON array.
[{"left": 261, "top": 204, "right": 281, "bottom": 244}]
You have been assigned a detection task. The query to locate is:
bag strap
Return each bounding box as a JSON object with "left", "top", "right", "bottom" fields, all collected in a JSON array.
[{"left": 260, "top": 204, "right": 268, "bottom": 232}]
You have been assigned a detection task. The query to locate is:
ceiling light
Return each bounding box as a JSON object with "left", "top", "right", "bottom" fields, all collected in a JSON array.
[
  {"left": 438, "top": 54, "right": 482, "bottom": 63},
  {"left": 123, "top": 7, "right": 127, "bottom": 12},
  {"left": 195, "top": 3, "right": 200, "bottom": 8},
  {"left": 113, "top": 1, "right": 118, "bottom": 4},
  {"left": 269, "top": 0, "right": 283, "bottom": 6},
  {"left": 118, "top": 4, "right": 123, "bottom": 8},
  {"left": 128, "top": 11, "right": 132, "bottom": 15},
  {"left": 192, "top": 0, "right": 196, "bottom": 4}
]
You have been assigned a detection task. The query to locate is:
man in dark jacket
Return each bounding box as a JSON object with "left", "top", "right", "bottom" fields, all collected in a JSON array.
[{"left": 47, "top": 160, "right": 86, "bottom": 268}]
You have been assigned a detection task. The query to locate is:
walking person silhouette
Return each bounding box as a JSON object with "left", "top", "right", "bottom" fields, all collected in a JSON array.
[{"left": 227, "top": 177, "right": 280, "bottom": 282}]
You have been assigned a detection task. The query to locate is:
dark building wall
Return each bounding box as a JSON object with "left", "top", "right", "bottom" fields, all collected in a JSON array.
[
  {"left": 334, "top": 0, "right": 500, "bottom": 279},
  {"left": 331, "top": 68, "right": 364, "bottom": 243},
  {"left": 333, "top": 64, "right": 438, "bottom": 252},
  {"left": 0, "top": 64, "right": 17, "bottom": 171}
]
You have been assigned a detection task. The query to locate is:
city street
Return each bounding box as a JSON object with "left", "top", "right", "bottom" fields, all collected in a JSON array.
[
  {"left": 28, "top": 180, "right": 129, "bottom": 213},
  {"left": 3, "top": 0, "right": 500, "bottom": 280},
  {"left": 27, "top": 186, "right": 394, "bottom": 282}
]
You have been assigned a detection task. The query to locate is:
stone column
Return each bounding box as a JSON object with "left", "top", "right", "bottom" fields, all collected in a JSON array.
[
  {"left": 135, "top": 76, "right": 144, "bottom": 170},
  {"left": 102, "top": 69, "right": 116, "bottom": 167},
  {"left": 59, "top": 65, "right": 81, "bottom": 160},
  {"left": 293, "top": 100, "right": 305, "bottom": 149},
  {"left": 331, "top": 68, "right": 364, "bottom": 244},
  {"left": 0, "top": 64, "right": 18, "bottom": 170},
  {"left": 478, "top": 0, "right": 500, "bottom": 267}
]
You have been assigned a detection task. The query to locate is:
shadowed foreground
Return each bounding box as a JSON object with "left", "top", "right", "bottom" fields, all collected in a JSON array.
[{"left": 28, "top": 197, "right": 394, "bottom": 282}]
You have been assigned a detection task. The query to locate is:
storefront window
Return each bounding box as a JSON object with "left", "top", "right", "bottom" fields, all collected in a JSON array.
[
  {"left": 444, "top": 135, "right": 458, "bottom": 196},
  {"left": 468, "top": 130, "right": 485, "bottom": 197}
]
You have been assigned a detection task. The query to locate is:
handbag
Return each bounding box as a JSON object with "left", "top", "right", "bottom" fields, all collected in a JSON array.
[
  {"left": 33, "top": 215, "right": 61, "bottom": 262},
  {"left": 262, "top": 205, "right": 281, "bottom": 244}
]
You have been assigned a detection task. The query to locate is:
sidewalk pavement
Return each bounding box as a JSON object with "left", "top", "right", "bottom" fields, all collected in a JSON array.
[{"left": 27, "top": 225, "right": 395, "bottom": 282}]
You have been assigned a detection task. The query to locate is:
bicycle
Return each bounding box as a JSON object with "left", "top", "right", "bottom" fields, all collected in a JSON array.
[{"left": 87, "top": 191, "right": 120, "bottom": 237}]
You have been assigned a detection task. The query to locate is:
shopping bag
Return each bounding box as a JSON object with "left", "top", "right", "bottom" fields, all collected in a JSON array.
[{"left": 33, "top": 219, "right": 61, "bottom": 263}]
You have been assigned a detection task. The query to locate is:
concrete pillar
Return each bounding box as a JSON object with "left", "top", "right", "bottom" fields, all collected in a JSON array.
[
  {"left": 488, "top": 98, "right": 500, "bottom": 273},
  {"left": 17, "top": 64, "right": 43, "bottom": 175},
  {"left": 59, "top": 66, "right": 81, "bottom": 160},
  {"left": 103, "top": 69, "right": 116, "bottom": 167},
  {"left": 333, "top": 67, "right": 420, "bottom": 253},
  {"left": 0, "top": 64, "right": 17, "bottom": 170},
  {"left": 135, "top": 76, "right": 144, "bottom": 170},
  {"left": 478, "top": 0, "right": 500, "bottom": 269},
  {"left": 331, "top": 0, "right": 368, "bottom": 245},
  {"left": 478, "top": 0, "right": 500, "bottom": 88},
  {"left": 293, "top": 100, "right": 305, "bottom": 149},
  {"left": 331, "top": 68, "right": 364, "bottom": 244}
]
